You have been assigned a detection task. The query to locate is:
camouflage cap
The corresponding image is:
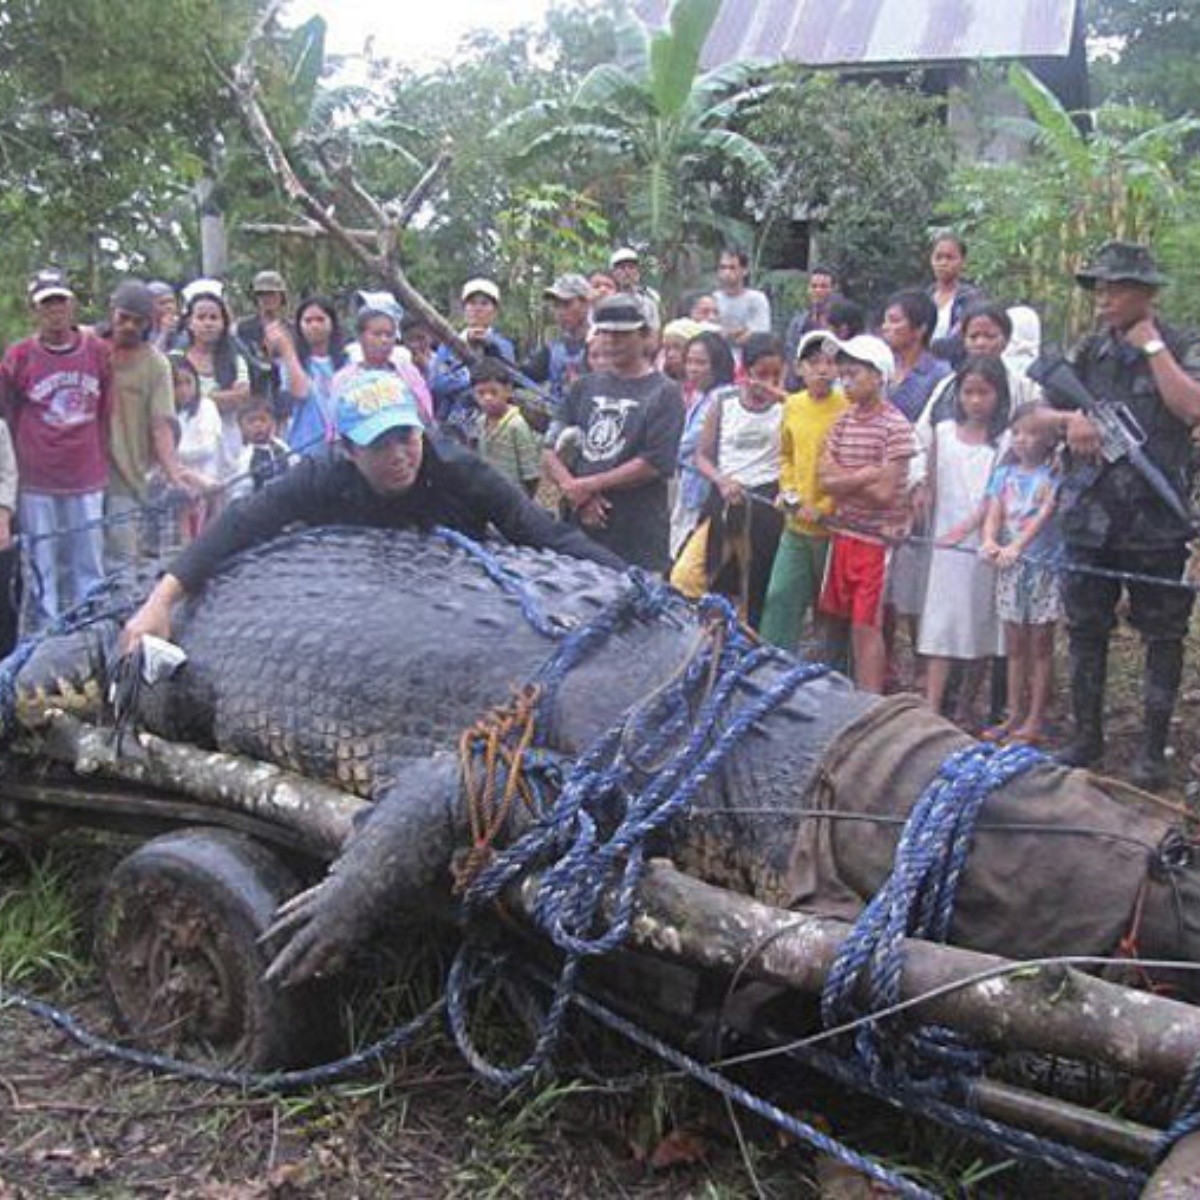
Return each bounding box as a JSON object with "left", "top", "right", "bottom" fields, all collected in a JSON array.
[
  {"left": 1076, "top": 241, "right": 1167, "bottom": 290},
  {"left": 252, "top": 269, "right": 287, "bottom": 294}
]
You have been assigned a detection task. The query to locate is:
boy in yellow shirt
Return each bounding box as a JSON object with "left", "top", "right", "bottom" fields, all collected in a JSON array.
[{"left": 759, "top": 332, "right": 848, "bottom": 651}]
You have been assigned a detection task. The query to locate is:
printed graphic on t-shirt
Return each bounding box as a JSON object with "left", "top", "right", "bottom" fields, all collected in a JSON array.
[
  {"left": 582, "top": 397, "right": 639, "bottom": 463},
  {"left": 732, "top": 423, "right": 771, "bottom": 451},
  {"left": 29, "top": 370, "right": 102, "bottom": 427}
]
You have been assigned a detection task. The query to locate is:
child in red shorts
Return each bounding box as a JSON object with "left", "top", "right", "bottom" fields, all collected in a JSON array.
[{"left": 818, "top": 335, "right": 915, "bottom": 691}]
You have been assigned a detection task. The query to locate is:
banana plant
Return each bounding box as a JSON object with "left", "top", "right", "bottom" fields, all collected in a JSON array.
[
  {"left": 948, "top": 64, "right": 1200, "bottom": 341},
  {"left": 497, "top": 0, "right": 775, "bottom": 286}
]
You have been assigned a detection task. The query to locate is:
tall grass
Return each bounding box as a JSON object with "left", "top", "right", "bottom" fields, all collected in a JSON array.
[{"left": 0, "top": 850, "right": 86, "bottom": 989}]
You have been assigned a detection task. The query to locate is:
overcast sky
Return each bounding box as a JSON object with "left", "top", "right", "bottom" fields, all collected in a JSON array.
[{"left": 287, "top": 0, "right": 556, "bottom": 69}]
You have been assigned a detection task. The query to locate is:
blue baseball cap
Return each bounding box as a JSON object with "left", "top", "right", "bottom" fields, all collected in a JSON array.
[{"left": 336, "top": 370, "right": 424, "bottom": 446}]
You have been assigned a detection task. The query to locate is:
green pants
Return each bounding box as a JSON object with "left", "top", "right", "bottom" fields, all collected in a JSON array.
[{"left": 759, "top": 530, "right": 830, "bottom": 652}]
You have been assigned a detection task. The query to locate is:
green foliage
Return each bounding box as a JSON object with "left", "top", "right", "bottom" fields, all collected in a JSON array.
[
  {"left": 0, "top": 0, "right": 256, "bottom": 298},
  {"left": 1089, "top": 0, "right": 1200, "bottom": 118},
  {"left": 344, "top": 8, "right": 617, "bottom": 326},
  {"left": 746, "top": 70, "right": 954, "bottom": 310},
  {"left": 941, "top": 65, "right": 1200, "bottom": 343},
  {"left": 453, "top": 1081, "right": 591, "bottom": 1198},
  {"left": 503, "top": 0, "right": 775, "bottom": 293},
  {"left": 495, "top": 184, "right": 612, "bottom": 346}
]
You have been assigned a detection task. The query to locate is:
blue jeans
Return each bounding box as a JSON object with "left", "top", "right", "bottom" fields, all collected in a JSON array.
[{"left": 19, "top": 490, "right": 106, "bottom": 631}]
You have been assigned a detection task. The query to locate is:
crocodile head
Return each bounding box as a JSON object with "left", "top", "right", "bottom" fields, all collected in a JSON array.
[{"left": 9, "top": 618, "right": 122, "bottom": 734}]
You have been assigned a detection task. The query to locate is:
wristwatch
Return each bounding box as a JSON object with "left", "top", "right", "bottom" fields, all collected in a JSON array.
[{"left": 1143, "top": 338, "right": 1166, "bottom": 357}]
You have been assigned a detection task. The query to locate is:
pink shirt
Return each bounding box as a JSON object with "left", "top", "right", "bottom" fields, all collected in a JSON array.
[
  {"left": 1, "top": 331, "right": 111, "bottom": 494},
  {"left": 333, "top": 359, "right": 434, "bottom": 427}
]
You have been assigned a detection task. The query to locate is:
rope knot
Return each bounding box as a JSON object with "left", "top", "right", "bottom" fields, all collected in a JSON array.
[{"left": 454, "top": 683, "right": 545, "bottom": 896}]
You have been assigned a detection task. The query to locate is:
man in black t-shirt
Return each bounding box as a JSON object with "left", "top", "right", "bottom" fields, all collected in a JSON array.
[{"left": 543, "top": 295, "right": 684, "bottom": 572}]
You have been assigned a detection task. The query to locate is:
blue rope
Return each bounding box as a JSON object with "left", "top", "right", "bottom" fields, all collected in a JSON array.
[
  {"left": 432, "top": 525, "right": 572, "bottom": 640},
  {"left": 446, "top": 587, "right": 831, "bottom": 1087},
  {"left": 538, "top": 970, "right": 939, "bottom": 1199},
  {"left": 792, "top": 1042, "right": 1147, "bottom": 1193},
  {"left": 2, "top": 985, "right": 444, "bottom": 1092},
  {"left": 0, "top": 523, "right": 1168, "bottom": 1187},
  {"left": 821, "top": 742, "right": 1047, "bottom": 1078},
  {"left": 533, "top": 569, "right": 678, "bottom": 699},
  {"left": 1160, "top": 1046, "right": 1200, "bottom": 1158}
]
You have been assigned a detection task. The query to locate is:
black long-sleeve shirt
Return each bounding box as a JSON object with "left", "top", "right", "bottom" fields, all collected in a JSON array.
[{"left": 171, "top": 436, "right": 625, "bottom": 592}]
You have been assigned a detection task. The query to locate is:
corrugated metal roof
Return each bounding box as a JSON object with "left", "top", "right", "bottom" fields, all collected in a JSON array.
[{"left": 634, "top": 0, "right": 1078, "bottom": 69}]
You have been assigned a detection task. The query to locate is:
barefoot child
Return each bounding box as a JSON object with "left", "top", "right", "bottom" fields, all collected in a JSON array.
[
  {"left": 918, "top": 355, "right": 1009, "bottom": 718},
  {"left": 817, "top": 335, "right": 915, "bottom": 692},
  {"left": 981, "top": 402, "right": 1061, "bottom": 744}
]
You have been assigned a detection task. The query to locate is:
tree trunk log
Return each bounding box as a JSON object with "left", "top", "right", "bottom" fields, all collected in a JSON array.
[
  {"left": 513, "top": 860, "right": 1200, "bottom": 1088},
  {"left": 36, "top": 712, "right": 366, "bottom": 856},
  {"left": 1142, "top": 1130, "right": 1200, "bottom": 1198}
]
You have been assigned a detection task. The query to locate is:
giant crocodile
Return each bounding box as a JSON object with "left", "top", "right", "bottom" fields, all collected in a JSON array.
[{"left": 7, "top": 526, "right": 1198, "bottom": 993}]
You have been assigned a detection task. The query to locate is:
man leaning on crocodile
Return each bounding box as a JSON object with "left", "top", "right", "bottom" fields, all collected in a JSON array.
[{"left": 120, "top": 370, "right": 625, "bottom": 649}]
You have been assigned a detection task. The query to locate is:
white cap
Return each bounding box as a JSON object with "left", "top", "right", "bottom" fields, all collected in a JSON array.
[
  {"left": 609, "top": 247, "right": 639, "bottom": 267},
  {"left": 181, "top": 277, "right": 226, "bottom": 306},
  {"left": 823, "top": 334, "right": 895, "bottom": 382},
  {"left": 795, "top": 329, "right": 835, "bottom": 362},
  {"left": 461, "top": 277, "right": 500, "bottom": 305}
]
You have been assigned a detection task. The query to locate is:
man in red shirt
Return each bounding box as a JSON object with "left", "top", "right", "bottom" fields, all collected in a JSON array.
[{"left": 0, "top": 268, "right": 112, "bottom": 628}]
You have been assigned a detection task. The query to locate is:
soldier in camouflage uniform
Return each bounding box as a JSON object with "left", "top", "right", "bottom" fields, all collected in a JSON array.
[{"left": 1045, "top": 243, "right": 1200, "bottom": 789}]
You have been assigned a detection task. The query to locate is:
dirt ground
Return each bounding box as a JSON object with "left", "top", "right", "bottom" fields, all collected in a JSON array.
[
  {"left": 0, "top": 911, "right": 851, "bottom": 1199},
  {"left": 1, "top": 618, "right": 1198, "bottom": 1198}
]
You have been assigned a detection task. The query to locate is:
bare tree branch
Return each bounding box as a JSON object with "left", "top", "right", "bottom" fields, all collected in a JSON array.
[
  {"left": 232, "top": 5, "right": 389, "bottom": 277},
  {"left": 240, "top": 221, "right": 377, "bottom": 242},
  {"left": 230, "top": 5, "right": 477, "bottom": 362},
  {"left": 388, "top": 141, "right": 454, "bottom": 229}
]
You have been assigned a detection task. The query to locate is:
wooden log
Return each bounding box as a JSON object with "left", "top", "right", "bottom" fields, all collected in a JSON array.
[
  {"left": 389, "top": 145, "right": 453, "bottom": 228},
  {"left": 973, "top": 1078, "right": 1158, "bottom": 1163},
  {"left": 34, "top": 711, "right": 367, "bottom": 857},
  {"left": 512, "top": 861, "right": 1200, "bottom": 1088},
  {"left": 770, "top": 1021, "right": 1161, "bottom": 1165},
  {"left": 1143, "top": 1129, "right": 1200, "bottom": 1197}
]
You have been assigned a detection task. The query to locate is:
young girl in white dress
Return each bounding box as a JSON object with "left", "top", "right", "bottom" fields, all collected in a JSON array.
[{"left": 918, "top": 355, "right": 1011, "bottom": 716}]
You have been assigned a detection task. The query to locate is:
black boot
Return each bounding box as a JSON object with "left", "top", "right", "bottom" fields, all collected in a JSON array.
[
  {"left": 1131, "top": 640, "right": 1184, "bottom": 791},
  {"left": 1059, "top": 637, "right": 1108, "bottom": 768}
]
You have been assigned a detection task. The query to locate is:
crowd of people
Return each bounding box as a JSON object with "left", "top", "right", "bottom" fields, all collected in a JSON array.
[{"left": 2, "top": 235, "right": 1198, "bottom": 791}]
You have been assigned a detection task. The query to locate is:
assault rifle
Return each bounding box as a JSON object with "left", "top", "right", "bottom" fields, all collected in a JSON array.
[{"left": 1027, "top": 353, "right": 1197, "bottom": 532}]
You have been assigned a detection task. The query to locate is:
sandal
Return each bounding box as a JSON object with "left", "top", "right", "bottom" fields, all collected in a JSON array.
[
  {"left": 979, "top": 724, "right": 1011, "bottom": 743},
  {"left": 1007, "top": 729, "right": 1048, "bottom": 748}
]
